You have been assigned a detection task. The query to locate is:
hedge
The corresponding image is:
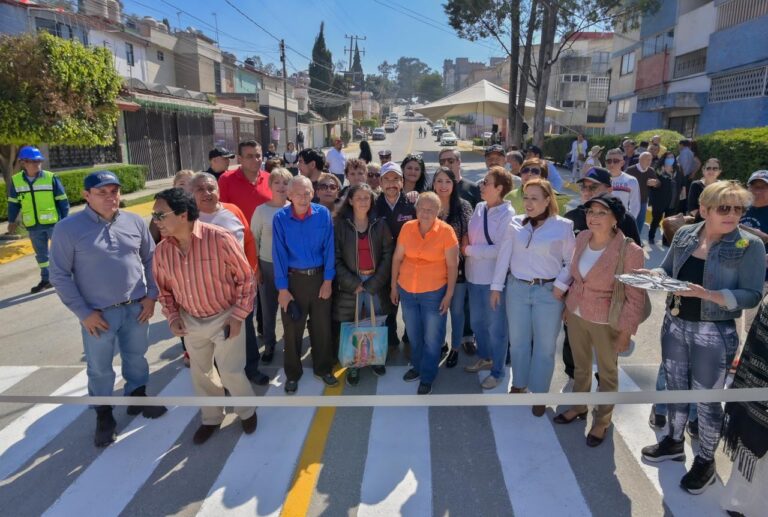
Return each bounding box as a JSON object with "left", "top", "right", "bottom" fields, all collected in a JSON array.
[
  {"left": 541, "top": 134, "right": 627, "bottom": 164},
  {"left": 696, "top": 127, "right": 768, "bottom": 184},
  {"left": 1, "top": 163, "right": 146, "bottom": 221}
]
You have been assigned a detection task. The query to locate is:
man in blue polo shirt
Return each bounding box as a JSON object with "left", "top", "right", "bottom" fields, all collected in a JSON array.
[
  {"left": 50, "top": 171, "right": 167, "bottom": 447},
  {"left": 272, "top": 175, "right": 337, "bottom": 393}
]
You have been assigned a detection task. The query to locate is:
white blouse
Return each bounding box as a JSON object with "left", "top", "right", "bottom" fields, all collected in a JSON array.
[
  {"left": 490, "top": 214, "right": 576, "bottom": 292},
  {"left": 464, "top": 201, "right": 516, "bottom": 285}
]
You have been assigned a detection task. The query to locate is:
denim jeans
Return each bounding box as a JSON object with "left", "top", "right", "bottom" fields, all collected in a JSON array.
[
  {"left": 661, "top": 313, "right": 738, "bottom": 461},
  {"left": 506, "top": 277, "right": 564, "bottom": 393},
  {"left": 399, "top": 285, "right": 447, "bottom": 384},
  {"left": 28, "top": 225, "right": 55, "bottom": 281},
  {"left": 81, "top": 302, "right": 150, "bottom": 398},
  {"left": 258, "top": 260, "right": 279, "bottom": 348},
  {"left": 448, "top": 282, "right": 468, "bottom": 350},
  {"left": 636, "top": 202, "right": 648, "bottom": 234},
  {"left": 468, "top": 282, "right": 508, "bottom": 379},
  {"left": 653, "top": 363, "right": 698, "bottom": 421}
]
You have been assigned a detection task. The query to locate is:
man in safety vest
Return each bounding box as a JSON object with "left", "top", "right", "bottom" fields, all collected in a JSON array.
[{"left": 7, "top": 146, "right": 69, "bottom": 293}]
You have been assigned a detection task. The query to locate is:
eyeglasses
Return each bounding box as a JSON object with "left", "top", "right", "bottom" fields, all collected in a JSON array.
[
  {"left": 605, "top": 158, "right": 623, "bottom": 164},
  {"left": 520, "top": 167, "right": 541, "bottom": 175},
  {"left": 579, "top": 183, "right": 600, "bottom": 192},
  {"left": 317, "top": 183, "right": 339, "bottom": 191},
  {"left": 367, "top": 172, "right": 380, "bottom": 178},
  {"left": 714, "top": 205, "right": 745, "bottom": 216},
  {"left": 150, "top": 210, "right": 175, "bottom": 221}
]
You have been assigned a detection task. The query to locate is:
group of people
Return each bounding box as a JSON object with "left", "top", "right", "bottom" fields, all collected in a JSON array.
[{"left": 7, "top": 137, "right": 768, "bottom": 509}]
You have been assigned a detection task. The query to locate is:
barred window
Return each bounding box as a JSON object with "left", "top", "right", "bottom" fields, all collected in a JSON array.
[
  {"left": 717, "top": 0, "right": 768, "bottom": 31},
  {"left": 588, "top": 77, "right": 610, "bottom": 101},
  {"left": 708, "top": 66, "right": 768, "bottom": 103},
  {"left": 673, "top": 48, "right": 707, "bottom": 79}
]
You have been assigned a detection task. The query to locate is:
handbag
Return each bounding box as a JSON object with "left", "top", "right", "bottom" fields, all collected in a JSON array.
[
  {"left": 661, "top": 213, "right": 694, "bottom": 246},
  {"left": 338, "top": 293, "right": 388, "bottom": 368},
  {"left": 608, "top": 238, "right": 652, "bottom": 333},
  {"left": 483, "top": 205, "right": 494, "bottom": 245}
]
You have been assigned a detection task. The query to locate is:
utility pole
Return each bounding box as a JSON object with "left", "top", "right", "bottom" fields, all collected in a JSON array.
[
  {"left": 343, "top": 35, "right": 366, "bottom": 121},
  {"left": 211, "top": 12, "right": 220, "bottom": 44},
  {"left": 280, "top": 39, "right": 289, "bottom": 152}
]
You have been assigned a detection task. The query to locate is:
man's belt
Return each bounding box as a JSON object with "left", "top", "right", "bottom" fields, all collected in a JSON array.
[
  {"left": 289, "top": 267, "right": 323, "bottom": 276},
  {"left": 358, "top": 268, "right": 375, "bottom": 275},
  {"left": 514, "top": 276, "right": 556, "bottom": 286},
  {"left": 104, "top": 298, "right": 143, "bottom": 309}
]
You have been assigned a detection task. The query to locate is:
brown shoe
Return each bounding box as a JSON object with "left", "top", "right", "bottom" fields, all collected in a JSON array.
[
  {"left": 509, "top": 386, "right": 527, "bottom": 394},
  {"left": 241, "top": 413, "right": 258, "bottom": 434},
  {"left": 192, "top": 424, "right": 218, "bottom": 445},
  {"left": 532, "top": 405, "right": 546, "bottom": 417}
]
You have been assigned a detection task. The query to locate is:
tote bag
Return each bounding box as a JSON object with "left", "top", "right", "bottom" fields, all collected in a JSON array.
[{"left": 338, "top": 294, "right": 388, "bottom": 368}]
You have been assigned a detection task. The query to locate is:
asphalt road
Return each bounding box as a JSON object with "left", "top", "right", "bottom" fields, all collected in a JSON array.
[{"left": 0, "top": 117, "right": 738, "bottom": 516}]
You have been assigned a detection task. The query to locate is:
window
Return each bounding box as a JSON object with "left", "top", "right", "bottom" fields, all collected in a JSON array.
[
  {"left": 560, "top": 100, "right": 586, "bottom": 109},
  {"left": 214, "top": 61, "right": 222, "bottom": 94},
  {"left": 616, "top": 99, "right": 632, "bottom": 121},
  {"left": 620, "top": 52, "right": 635, "bottom": 76},
  {"left": 35, "top": 17, "right": 87, "bottom": 45},
  {"left": 588, "top": 77, "right": 610, "bottom": 101},
  {"left": 125, "top": 42, "right": 135, "bottom": 67},
  {"left": 591, "top": 51, "right": 610, "bottom": 75},
  {"left": 157, "top": 50, "right": 164, "bottom": 61},
  {"left": 642, "top": 31, "right": 674, "bottom": 58},
  {"left": 717, "top": 0, "right": 768, "bottom": 31},
  {"left": 668, "top": 115, "right": 699, "bottom": 138},
  {"left": 561, "top": 74, "right": 588, "bottom": 83},
  {"left": 673, "top": 48, "right": 707, "bottom": 79},
  {"left": 708, "top": 65, "right": 768, "bottom": 103}
]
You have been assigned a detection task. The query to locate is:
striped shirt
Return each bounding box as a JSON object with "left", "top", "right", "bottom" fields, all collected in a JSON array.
[{"left": 153, "top": 221, "right": 255, "bottom": 324}]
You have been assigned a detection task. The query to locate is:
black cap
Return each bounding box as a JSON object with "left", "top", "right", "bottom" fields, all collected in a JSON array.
[
  {"left": 526, "top": 145, "right": 542, "bottom": 156},
  {"left": 585, "top": 193, "right": 626, "bottom": 223},
  {"left": 209, "top": 147, "right": 235, "bottom": 160},
  {"left": 577, "top": 167, "right": 612, "bottom": 187},
  {"left": 484, "top": 144, "right": 505, "bottom": 157}
]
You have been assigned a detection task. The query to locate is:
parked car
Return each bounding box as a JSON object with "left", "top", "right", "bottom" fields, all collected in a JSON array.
[
  {"left": 372, "top": 128, "right": 386, "bottom": 140},
  {"left": 440, "top": 131, "right": 458, "bottom": 146},
  {"left": 431, "top": 124, "right": 444, "bottom": 136},
  {"left": 405, "top": 110, "right": 414, "bottom": 117}
]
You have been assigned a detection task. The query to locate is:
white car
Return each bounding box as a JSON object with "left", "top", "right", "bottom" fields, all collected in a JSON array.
[
  {"left": 372, "top": 128, "right": 386, "bottom": 140},
  {"left": 440, "top": 131, "right": 458, "bottom": 146},
  {"left": 384, "top": 122, "right": 396, "bottom": 132}
]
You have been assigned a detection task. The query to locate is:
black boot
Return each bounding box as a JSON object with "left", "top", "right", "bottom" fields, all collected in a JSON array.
[
  {"left": 126, "top": 386, "right": 167, "bottom": 419},
  {"left": 30, "top": 280, "right": 52, "bottom": 294},
  {"left": 94, "top": 406, "right": 117, "bottom": 447}
]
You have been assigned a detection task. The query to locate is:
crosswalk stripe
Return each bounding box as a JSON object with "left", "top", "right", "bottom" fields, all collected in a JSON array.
[
  {"left": 358, "top": 366, "right": 432, "bottom": 517},
  {"left": 196, "top": 371, "right": 325, "bottom": 517},
  {"left": 614, "top": 368, "right": 724, "bottom": 516},
  {"left": 481, "top": 374, "right": 591, "bottom": 517},
  {"left": 0, "top": 366, "right": 38, "bottom": 394},
  {"left": 0, "top": 369, "right": 97, "bottom": 481},
  {"left": 42, "top": 370, "right": 196, "bottom": 517}
]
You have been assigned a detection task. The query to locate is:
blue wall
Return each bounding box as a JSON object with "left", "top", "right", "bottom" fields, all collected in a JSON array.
[
  {"left": 640, "top": 0, "right": 677, "bottom": 38},
  {"left": 0, "top": 4, "right": 28, "bottom": 36},
  {"left": 707, "top": 14, "right": 768, "bottom": 73},
  {"left": 630, "top": 111, "right": 663, "bottom": 133},
  {"left": 699, "top": 97, "right": 768, "bottom": 134}
]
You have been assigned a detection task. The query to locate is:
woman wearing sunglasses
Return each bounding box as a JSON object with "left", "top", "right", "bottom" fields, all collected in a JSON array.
[
  {"left": 315, "top": 173, "right": 342, "bottom": 214},
  {"left": 505, "top": 158, "right": 569, "bottom": 215},
  {"left": 638, "top": 181, "right": 765, "bottom": 495},
  {"left": 687, "top": 157, "right": 722, "bottom": 220}
]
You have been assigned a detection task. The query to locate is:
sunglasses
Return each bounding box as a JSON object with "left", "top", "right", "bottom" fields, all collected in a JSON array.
[
  {"left": 579, "top": 183, "right": 600, "bottom": 192},
  {"left": 367, "top": 172, "right": 380, "bottom": 178},
  {"left": 150, "top": 210, "right": 175, "bottom": 221},
  {"left": 605, "top": 158, "right": 623, "bottom": 164},
  {"left": 714, "top": 205, "right": 745, "bottom": 216},
  {"left": 317, "top": 183, "right": 339, "bottom": 191},
  {"left": 521, "top": 167, "right": 541, "bottom": 175}
]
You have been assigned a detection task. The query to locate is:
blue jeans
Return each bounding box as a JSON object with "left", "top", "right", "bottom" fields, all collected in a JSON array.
[
  {"left": 654, "top": 363, "right": 698, "bottom": 421},
  {"left": 449, "top": 282, "right": 468, "bottom": 350},
  {"left": 399, "top": 285, "right": 447, "bottom": 384},
  {"left": 81, "top": 302, "right": 150, "bottom": 398},
  {"left": 506, "top": 277, "right": 564, "bottom": 393},
  {"left": 636, "top": 202, "right": 648, "bottom": 234},
  {"left": 28, "top": 225, "right": 55, "bottom": 281},
  {"left": 468, "top": 282, "right": 508, "bottom": 379}
]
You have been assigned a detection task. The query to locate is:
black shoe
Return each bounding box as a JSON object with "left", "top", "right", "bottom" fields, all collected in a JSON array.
[
  {"left": 371, "top": 365, "right": 386, "bottom": 376},
  {"left": 641, "top": 435, "right": 686, "bottom": 463},
  {"left": 445, "top": 349, "right": 459, "bottom": 368},
  {"left": 261, "top": 345, "right": 275, "bottom": 364},
  {"left": 346, "top": 368, "right": 360, "bottom": 387},
  {"left": 285, "top": 380, "right": 298, "bottom": 394},
  {"left": 586, "top": 425, "right": 611, "bottom": 447},
  {"left": 315, "top": 373, "right": 339, "bottom": 387},
  {"left": 462, "top": 340, "right": 477, "bottom": 356},
  {"left": 680, "top": 456, "right": 716, "bottom": 494},
  {"left": 532, "top": 405, "right": 546, "bottom": 417},
  {"left": 403, "top": 368, "right": 420, "bottom": 382},
  {"left": 553, "top": 410, "right": 588, "bottom": 424},
  {"left": 687, "top": 419, "right": 699, "bottom": 440},
  {"left": 94, "top": 406, "right": 116, "bottom": 447},
  {"left": 192, "top": 424, "right": 218, "bottom": 444},
  {"left": 417, "top": 382, "right": 432, "bottom": 395},
  {"left": 241, "top": 413, "right": 258, "bottom": 434},
  {"left": 30, "top": 280, "right": 52, "bottom": 294},
  {"left": 648, "top": 407, "right": 667, "bottom": 429},
  {"left": 441, "top": 343, "right": 449, "bottom": 358},
  {"left": 126, "top": 386, "right": 168, "bottom": 419},
  {"left": 247, "top": 370, "right": 270, "bottom": 386}
]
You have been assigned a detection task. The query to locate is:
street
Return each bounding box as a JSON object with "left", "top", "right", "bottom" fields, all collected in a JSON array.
[{"left": 0, "top": 118, "right": 736, "bottom": 517}]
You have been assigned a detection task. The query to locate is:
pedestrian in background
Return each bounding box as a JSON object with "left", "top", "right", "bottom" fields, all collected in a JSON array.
[
  {"left": 464, "top": 166, "right": 515, "bottom": 389},
  {"left": 647, "top": 153, "right": 682, "bottom": 245},
  {"left": 7, "top": 145, "right": 69, "bottom": 293},
  {"left": 358, "top": 139, "right": 373, "bottom": 164},
  {"left": 687, "top": 157, "right": 722, "bottom": 220},
  {"left": 206, "top": 147, "right": 235, "bottom": 181},
  {"left": 50, "top": 171, "right": 166, "bottom": 448},
  {"left": 605, "top": 148, "right": 641, "bottom": 222},
  {"left": 153, "top": 188, "right": 257, "bottom": 445},
  {"left": 625, "top": 151, "right": 657, "bottom": 234},
  {"left": 273, "top": 176, "right": 338, "bottom": 394},
  {"left": 556, "top": 194, "right": 645, "bottom": 447},
  {"left": 491, "top": 178, "right": 575, "bottom": 416},
  {"left": 326, "top": 138, "right": 347, "bottom": 185},
  {"left": 296, "top": 129, "right": 305, "bottom": 151},
  {"left": 283, "top": 141, "right": 299, "bottom": 176},
  {"left": 570, "top": 133, "right": 588, "bottom": 179},
  {"left": 622, "top": 139, "right": 639, "bottom": 170},
  {"left": 271, "top": 123, "right": 280, "bottom": 148},
  {"left": 584, "top": 145, "right": 603, "bottom": 170},
  {"left": 401, "top": 154, "right": 429, "bottom": 194},
  {"left": 391, "top": 192, "right": 459, "bottom": 395}
]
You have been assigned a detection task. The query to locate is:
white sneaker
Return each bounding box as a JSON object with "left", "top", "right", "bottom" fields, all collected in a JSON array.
[
  {"left": 560, "top": 378, "right": 574, "bottom": 393},
  {"left": 481, "top": 375, "right": 499, "bottom": 390},
  {"left": 464, "top": 359, "right": 493, "bottom": 373}
]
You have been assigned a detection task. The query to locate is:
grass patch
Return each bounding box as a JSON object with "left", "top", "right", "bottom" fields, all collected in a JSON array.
[{"left": 122, "top": 193, "right": 156, "bottom": 208}]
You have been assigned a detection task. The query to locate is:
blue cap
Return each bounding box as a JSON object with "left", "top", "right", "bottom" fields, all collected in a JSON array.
[
  {"left": 84, "top": 170, "right": 121, "bottom": 190},
  {"left": 18, "top": 146, "right": 45, "bottom": 161},
  {"left": 577, "top": 167, "right": 612, "bottom": 187}
]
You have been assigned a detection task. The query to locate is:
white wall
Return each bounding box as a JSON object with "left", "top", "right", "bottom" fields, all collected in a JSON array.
[
  {"left": 675, "top": 2, "right": 716, "bottom": 55},
  {"left": 90, "top": 29, "right": 148, "bottom": 83}
]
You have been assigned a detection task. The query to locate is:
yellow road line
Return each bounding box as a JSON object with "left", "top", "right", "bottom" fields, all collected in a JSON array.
[
  {"left": 280, "top": 368, "right": 346, "bottom": 517},
  {"left": 0, "top": 200, "right": 156, "bottom": 266}
]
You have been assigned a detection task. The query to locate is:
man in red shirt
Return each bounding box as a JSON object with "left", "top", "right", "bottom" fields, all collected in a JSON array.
[{"left": 219, "top": 140, "right": 272, "bottom": 221}]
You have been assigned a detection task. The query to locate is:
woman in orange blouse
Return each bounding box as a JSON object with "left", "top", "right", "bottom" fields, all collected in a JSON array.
[{"left": 390, "top": 192, "right": 459, "bottom": 395}]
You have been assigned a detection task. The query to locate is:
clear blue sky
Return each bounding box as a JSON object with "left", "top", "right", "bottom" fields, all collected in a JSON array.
[{"left": 122, "top": 0, "right": 506, "bottom": 75}]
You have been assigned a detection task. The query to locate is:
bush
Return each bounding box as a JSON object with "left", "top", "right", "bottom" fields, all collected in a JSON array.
[
  {"left": 1, "top": 163, "right": 146, "bottom": 221},
  {"left": 696, "top": 126, "right": 768, "bottom": 184},
  {"left": 633, "top": 129, "right": 685, "bottom": 151},
  {"left": 472, "top": 137, "right": 484, "bottom": 146}
]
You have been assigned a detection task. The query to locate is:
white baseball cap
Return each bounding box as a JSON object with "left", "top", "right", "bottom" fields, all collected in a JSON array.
[{"left": 380, "top": 161, "right": 402, "bottom": 177}]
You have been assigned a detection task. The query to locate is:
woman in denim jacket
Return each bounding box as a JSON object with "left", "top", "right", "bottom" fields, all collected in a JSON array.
[{"left": 638, "top": 181, "right": 765, "bottom": 495}]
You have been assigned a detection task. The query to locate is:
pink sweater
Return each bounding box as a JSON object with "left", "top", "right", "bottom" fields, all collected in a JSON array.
[{"left": 565, "top": 230, "right": 646, "bottom": 334}]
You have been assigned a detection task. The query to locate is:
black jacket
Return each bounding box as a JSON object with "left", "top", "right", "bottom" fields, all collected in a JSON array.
[
  {"left": 374, "top": 192, "right": 416, "bottom": 241},
  {"left": 458, "top": 177, "right": 481, "bottom": 207},
  {"left": 649, "top": 168, "right": 680, "bottom": 212},
  {"left": 332, "top": 216, "right": 395, "bottom": 322},
  {"left": 564, "top": 204, "right": 642, "bottom": 246}
]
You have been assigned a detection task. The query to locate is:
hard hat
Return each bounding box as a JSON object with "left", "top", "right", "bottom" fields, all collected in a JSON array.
[{"left": 18, "top": 146, "right": 45, "bottom": 161}]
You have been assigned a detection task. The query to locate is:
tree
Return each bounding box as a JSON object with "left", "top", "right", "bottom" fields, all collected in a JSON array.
[
  {"left": 417, "top": 72, "right": 445, "bottom": 102},
  {"left": 351, "top": 43, "right": 364, "bottom": 90},
  {"left": 0, "top": 32, "right": 121, "bottom": 183},
  {"left": 395, "top": 57, "right": 431, "bottom": 101},
  {"left": 244, "top": 55, "right": 279, "bottom": 76},
  {"left": 308, "top": 23, "right": 350, "bottom": 141}
]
